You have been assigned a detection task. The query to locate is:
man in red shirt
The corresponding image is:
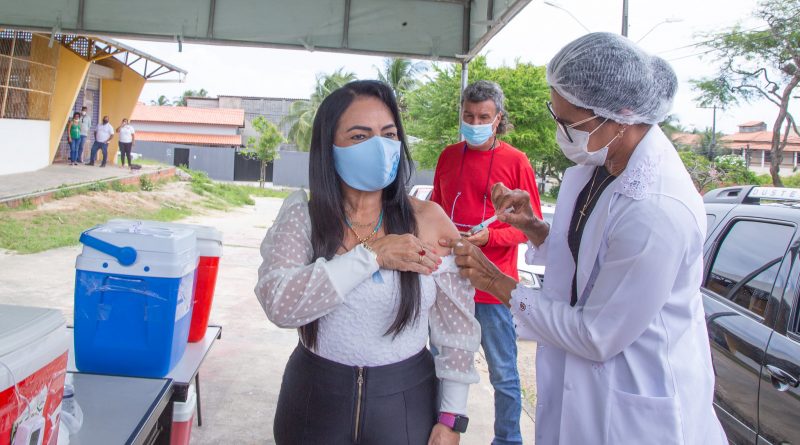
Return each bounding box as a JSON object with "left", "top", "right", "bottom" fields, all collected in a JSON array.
[{"left": 431, "top": 80, "right": 542, "bottom": 445}]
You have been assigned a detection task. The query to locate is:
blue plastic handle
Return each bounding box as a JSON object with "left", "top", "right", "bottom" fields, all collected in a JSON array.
[{"left": 80, "top": 230, "right": 138, "bottom": 266}]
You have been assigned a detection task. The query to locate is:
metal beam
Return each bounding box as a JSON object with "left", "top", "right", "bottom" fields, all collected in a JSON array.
[
  {"left": 207, "top": 0, "right": 216, "bottom": 39},
  {"left": 461, "top": 0, "right": 471, "bottom": 55},
  {"left": 342, "top": 0, "right": 351, "bottom": 49},
  {"left": 77, "top": 0, "right": 85, "bottom": 30},
  {"left": 464, "top": 0, "right": 531, "bottom": 61}
]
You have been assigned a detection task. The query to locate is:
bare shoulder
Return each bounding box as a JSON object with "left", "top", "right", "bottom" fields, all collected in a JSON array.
[{"left": 410, "top": 197, "right": 459, "bottom": 255}]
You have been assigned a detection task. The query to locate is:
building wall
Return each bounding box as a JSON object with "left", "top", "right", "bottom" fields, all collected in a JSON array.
[
  {"left": 100, "top": 61, "right": 146, "bottom": 165},
  {"left": 49, "top": 45, "right": 90, "bottom": 163},
  {"left": 133, "top": 122, "right": 240, "bottom": 136},
  {"left": 134, "top": 141, "right": 235, "bottom": 181},
  {"left": 273, "top": 151, "right": 309, "bottom": 188},
  {"left": 0, "top": 119, "right": 50, "bottom": 175}
]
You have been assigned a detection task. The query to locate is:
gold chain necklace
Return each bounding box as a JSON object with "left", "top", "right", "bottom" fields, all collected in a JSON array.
[
  {"left": 346, "top": 210, "right": 383, "bottom": 247},
  {"left": 575, "top": 166, "right": 623, "bottom": 231}
]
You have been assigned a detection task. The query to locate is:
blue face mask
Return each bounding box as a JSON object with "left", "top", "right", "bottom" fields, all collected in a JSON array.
[
  {"left": 460, "top": 114, "right": 498, "bottom": 146},
  {"left": 333, "top": 136, "right": 402, "bottom": 192}
]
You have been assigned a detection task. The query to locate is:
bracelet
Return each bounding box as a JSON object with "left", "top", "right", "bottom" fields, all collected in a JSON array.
[{"left": 361, "top": 241, "right": 378, "bottom": 262}]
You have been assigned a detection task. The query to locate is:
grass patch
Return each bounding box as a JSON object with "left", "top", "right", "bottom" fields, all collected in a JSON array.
[
  {"left": 185, "top": 168, "right": 290, "bottom": 209},
  {"left": 110, "top": 180, "right": 137, "bottom": 192},
  {"left": 136, "top": 158, "right": 169, "bottom": 166},
  {"left": 0, "top": 169, "right": 290, "bottom": 254},
  {"left": 0, "top": 200, "right": 194, "bottom": 254}
]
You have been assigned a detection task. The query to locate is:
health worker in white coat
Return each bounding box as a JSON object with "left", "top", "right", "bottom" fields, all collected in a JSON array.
[{"left": 442, "top": 32, "right": 728, "bottom": 444}]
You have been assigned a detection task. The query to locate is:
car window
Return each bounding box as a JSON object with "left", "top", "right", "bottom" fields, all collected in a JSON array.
[{"left": 706, "top": 220, "right": 795, "bottom": 317}]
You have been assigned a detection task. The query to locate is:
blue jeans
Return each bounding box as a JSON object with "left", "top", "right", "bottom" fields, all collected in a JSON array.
[
  {"left": 476, "top": 302, "right": 523, "bottom": 445},
  {"left": 69, "top": 138, "right": 81, "bottom": 163},
  {"left": 89, "top": 141, "right": 108, "bottom": 166},
  {"left": 77, "top": 135, "right": 87, "bottom": 162}
]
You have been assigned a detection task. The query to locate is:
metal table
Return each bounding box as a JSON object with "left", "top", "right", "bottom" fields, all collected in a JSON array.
[
  {"left": 68, "top": 372, "right": 172, "bottom": 445},
  {"left": 66, "top": 325, "right": 222, "bottom": 441}
]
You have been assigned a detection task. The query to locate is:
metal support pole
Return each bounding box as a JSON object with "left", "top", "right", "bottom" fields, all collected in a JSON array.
[
  {"left": 459, "top": 61, "right": 469, "bottom": 141},
  {"left": 621, "top": 0, "right": 629, "bottom": 37}
]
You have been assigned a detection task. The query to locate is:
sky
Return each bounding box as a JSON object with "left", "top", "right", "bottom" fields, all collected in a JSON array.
[{"left": 122, "top": 0, "right": 798, "bottom": 135}]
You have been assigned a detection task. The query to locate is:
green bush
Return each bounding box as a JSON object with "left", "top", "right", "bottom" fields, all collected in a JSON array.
[
  {"left": 139, "top": 175, "right": 154, "bottom": 191},
  {"left": 87, "top": 181, "right": 109, "bottom": 192}
]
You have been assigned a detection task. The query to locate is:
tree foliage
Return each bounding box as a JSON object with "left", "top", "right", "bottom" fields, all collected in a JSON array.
[
  {"left": 174, "top": 88, "right": 209, "bottom": 106},
  {"left": 679, "top": 151, "right": 759, "bottom": 192},
  {"left": 405, "top": 56, "right": 568, "bottom": 182},
  {"left": 283, "top": 68, "right": 356, "bottom": 151},
  {"left": 375, "top": 58, "right": 427, "bottom": 112},
  {"left": 150, "top": 95, "right": 171, "bottom": 106},
  {"left": 692, "top": 0, "right": 800, "bottom": 186},
  {"left": 242, "top": 116, "right": 284, "bottom": 188}
]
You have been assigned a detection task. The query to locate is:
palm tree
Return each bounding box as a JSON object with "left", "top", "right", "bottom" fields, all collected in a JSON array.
[
  {"left": 175, "top": 88, "right": 209, "bottom": 106},
  {"left": 375, "top": 58, "right": 426, "bottom": 111},
  {"left": 150, "top": 95, "right": 171, "bottom": 106},
  {"left": 283, "top": 68, "right": 356, "bottom": 151}
]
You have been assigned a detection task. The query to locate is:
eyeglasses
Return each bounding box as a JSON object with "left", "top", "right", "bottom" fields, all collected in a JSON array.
[
  {"left": 546, "top": 101, "right": 599, "bottom": 143},
  {"left": 450, "top": 191, "right": 492, "bottom": 232}
]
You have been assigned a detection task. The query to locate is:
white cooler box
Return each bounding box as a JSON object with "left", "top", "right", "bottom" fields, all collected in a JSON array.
[{"left": 0, "top": 305, "right": 69, "bottom": 445}]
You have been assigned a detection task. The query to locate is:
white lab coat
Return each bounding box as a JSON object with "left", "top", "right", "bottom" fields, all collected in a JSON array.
[{"left": 511, "top": 126, "right": 727, "bottom": 444}]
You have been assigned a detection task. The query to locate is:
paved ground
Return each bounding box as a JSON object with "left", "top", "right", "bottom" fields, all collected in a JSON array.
[
  {"left": 0, "top": 196, "right": 537, "bottom": 444},
  {"left": 0, "top": 163, "right": 156, "bottom": 202}
]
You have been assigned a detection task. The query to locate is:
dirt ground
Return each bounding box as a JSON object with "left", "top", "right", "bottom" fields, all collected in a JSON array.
[{"left": 9, "top": 181, "right": 203, "bottom": 221}]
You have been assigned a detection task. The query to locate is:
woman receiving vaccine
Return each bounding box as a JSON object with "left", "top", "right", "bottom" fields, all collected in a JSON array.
[{"left": 255, "top": 80, "right": 480, "bottom": 445}]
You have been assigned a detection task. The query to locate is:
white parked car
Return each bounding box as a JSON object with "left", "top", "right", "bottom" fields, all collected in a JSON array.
[
  {"left": 517, "top": 205, "right": 554, "bottom": 289},
  {"left": 409, "top": 185, "right": 553, "bottom": 289}
]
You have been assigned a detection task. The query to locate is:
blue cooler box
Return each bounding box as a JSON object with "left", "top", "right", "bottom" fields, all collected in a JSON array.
[{"left": 74, "top": 223, "right": 198, "bottom": 378}]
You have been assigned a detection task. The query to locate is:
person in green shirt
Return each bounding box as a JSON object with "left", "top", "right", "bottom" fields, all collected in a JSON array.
[{"left": 67, "top": 112, "right": 82, "bottom": 165}]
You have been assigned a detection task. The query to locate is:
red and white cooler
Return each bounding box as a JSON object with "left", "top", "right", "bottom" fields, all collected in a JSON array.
[
  {"left": 108, "top": 220, "right": 223, "bottom": 342},
  {"left": 0, "top": 305, "right": 69, "bottom": 445},
  {"left": 170, "top": 384, "right": 196, "bottom": 445}
]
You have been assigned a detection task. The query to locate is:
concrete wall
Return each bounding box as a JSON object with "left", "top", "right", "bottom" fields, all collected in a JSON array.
[
  {"left": 0, "top": 119, "right": 50, "bottom": 175},
  {"left": 100, "top": 61, "right": 146, "bottom": 165},
  {"left": 49, "top": 45, "right": 90, "bottom": 163},
  {"left": 134, "top": 141, "right": 235, "bottom": 181},
  {"left": 273, "top": 150, "right": 309, "bottom": 188},
  {"left": 133, "top": 122, "right": 240, "bottom": 136},
  {"left": 272, "top": 150, "right": 435, "bottom": 188}
]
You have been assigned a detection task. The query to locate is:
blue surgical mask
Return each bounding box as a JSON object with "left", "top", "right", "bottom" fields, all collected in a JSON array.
[
  {"left": 333, "top": 136, "right": 401, "bottom": 191},
  {"left": 460, "top": 115, "right": 498, "bottom": 146}
]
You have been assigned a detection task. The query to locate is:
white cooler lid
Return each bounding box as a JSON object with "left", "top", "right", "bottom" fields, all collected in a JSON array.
[
  {"left": 0, "top": 305, "right": 65, "bottom": 358},
  {"left": 77, "top": 224, "right": 198, "bottom": 277},
  {"left": 107, "top": 219, "right": 223, "bottom": 257},
  {"left": 84, "top": 223, "right": 196, "bottom": 255}
]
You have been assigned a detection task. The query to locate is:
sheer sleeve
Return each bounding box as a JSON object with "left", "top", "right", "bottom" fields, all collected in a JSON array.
[
  {"left": 254, "top": 190, "right": 379, "bottom": 328},
  {"left": 429, "top": 256, "right": 481, "bottom": 415}
]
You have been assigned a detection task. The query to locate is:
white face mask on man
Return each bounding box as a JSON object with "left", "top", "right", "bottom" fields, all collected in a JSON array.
[{"left": 556, "top": 119, "right": 622, "bottom": 166}]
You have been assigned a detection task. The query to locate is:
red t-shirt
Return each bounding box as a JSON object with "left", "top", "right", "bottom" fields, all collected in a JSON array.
[{"left": 431, "top": 140, "right": 543, "bottom": 304}]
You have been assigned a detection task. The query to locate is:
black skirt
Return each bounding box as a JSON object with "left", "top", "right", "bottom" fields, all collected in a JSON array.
[{"left": 274, "top": 344, "right": 438, "bottom": 445}]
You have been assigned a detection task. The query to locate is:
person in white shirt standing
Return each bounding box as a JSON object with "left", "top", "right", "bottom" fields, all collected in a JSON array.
[
  {"left": 87, "top": 115, "right": 114, "bottom": 167},
  {"left": 117, "top": 118, "right": 135, "bottom": 169}
]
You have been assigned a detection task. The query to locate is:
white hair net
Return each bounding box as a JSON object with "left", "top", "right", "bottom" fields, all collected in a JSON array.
[{"left": 546, "top": 32, "right": 678, "bottom": 125}]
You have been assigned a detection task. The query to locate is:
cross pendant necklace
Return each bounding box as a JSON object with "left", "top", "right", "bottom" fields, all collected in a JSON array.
[{"left": 575, "top": 166, "right": 620, "bottom": 231}]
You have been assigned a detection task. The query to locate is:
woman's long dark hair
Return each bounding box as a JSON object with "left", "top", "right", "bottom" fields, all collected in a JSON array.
[{"left": 302, "top": 80, "right": 420, "bottom": 349}]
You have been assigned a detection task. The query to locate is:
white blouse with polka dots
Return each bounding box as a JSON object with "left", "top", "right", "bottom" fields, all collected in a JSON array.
[{"left": 255, "top": 190, "right": 481, "bottom": 414}]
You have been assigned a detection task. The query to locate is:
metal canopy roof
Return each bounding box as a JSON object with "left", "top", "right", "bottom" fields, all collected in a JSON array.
[
  {"left": 0, "top": 0, "right": 531, "bottom": 63},
  {"left": 57, "top": 34, "right": 187, "bottom": 80}
]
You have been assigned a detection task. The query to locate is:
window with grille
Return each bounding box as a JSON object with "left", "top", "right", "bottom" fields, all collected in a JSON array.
[{"left": 0, "top": 30, "right": 59, "bottom": 120}]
